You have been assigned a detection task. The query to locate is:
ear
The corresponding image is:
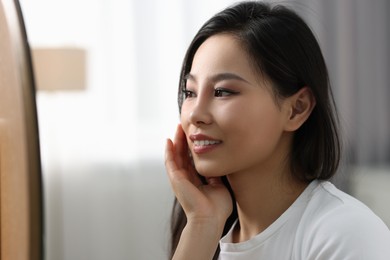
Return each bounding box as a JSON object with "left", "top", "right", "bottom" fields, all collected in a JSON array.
[{"left": 284, "top": 87, "right": 316, "bottom": 132}]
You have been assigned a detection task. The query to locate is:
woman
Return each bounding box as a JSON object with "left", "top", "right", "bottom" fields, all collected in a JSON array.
[{"left": 165, "top": 1, "right": 390, "bottom": 259}]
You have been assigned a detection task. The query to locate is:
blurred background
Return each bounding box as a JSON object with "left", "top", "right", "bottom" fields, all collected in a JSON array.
[{"left": 19, "top": 0, "right": 389, "bottom": 259}]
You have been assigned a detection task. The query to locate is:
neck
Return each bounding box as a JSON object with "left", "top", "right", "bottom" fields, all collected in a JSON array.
[{"left": 227, "top": 156, "right": 308, "bottom": 243}]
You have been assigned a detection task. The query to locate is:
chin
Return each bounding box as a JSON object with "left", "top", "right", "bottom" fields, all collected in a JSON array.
[{"left": 194, "top": 162, "right": 227, "bottom": 178}]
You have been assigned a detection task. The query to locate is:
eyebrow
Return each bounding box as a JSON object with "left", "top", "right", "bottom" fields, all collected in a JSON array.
[{"left": 184, "top": 72, "right": 251, "bottom": 85}]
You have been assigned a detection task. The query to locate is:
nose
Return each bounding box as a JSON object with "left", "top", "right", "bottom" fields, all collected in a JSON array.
[{"left": 189, "top": 98, "right": 213, "bottom": 126}]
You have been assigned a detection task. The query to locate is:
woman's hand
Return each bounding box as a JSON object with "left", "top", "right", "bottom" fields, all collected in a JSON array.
[
  {"left": 165, "top": 124, "right": 233, "bottom": 259},
  {"left": 165, "top": 124, "right": 233, "bottom": 226}
]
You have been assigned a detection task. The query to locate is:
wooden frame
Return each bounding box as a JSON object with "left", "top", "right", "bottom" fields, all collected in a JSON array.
[{"left": 0, "top": 0, "right": 43, "bottom": 259}]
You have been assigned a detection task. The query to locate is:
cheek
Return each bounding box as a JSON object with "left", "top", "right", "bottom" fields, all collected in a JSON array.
[
  {"left": 180, "top": 105, "right": 190, "bottom": 132},
  {"left": 218, "top": 99, "right": 282, "bottom": 132},
  {"left": 224, "top": 102, "right": 285, "bottom": 152}
]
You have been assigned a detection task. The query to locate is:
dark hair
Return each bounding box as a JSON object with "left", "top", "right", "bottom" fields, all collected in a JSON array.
[{"left": 170, "top": 1, "right": 341, "bottom": 259}]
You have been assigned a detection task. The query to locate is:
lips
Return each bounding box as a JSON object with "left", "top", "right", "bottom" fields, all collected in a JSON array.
[
  {"left": 189, "top": 134, "right": 222, "bottom": 154},
  {"left": 193, "top": 140, "right": 221, "bottom": 146}
]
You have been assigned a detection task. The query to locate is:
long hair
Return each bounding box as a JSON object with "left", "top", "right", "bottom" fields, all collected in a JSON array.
[{"left": 170, "top": 1, "right": 341, "bottom": 259}]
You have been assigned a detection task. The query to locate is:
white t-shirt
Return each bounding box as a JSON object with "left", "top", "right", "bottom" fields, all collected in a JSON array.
[{"left": 218, "top": 180, "right": 390, "bottom": 259}]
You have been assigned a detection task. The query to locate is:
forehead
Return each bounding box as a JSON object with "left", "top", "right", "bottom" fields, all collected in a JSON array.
[{"left": 190, "top": 34, "right": 257, "bottom": 81}]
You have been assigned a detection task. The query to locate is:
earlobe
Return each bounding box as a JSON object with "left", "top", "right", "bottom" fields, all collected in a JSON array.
[{"left": 284, "top": 87, "right": 316, "bottom": 131}]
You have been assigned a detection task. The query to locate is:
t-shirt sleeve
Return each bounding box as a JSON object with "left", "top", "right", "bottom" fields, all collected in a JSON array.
[{"left": 301, "top": 206, "right": 390, "bottom": 260}]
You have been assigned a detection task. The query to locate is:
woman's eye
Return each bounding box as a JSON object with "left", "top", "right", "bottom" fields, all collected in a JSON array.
[
  {"left": 183, "top": 89, "right": 195, "bottom": 99},
  {"left": 214, "top": 88, "right": 237, "bottom": 97}
]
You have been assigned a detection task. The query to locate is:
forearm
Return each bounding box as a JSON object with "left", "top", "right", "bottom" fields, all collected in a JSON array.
[{"left": 172, "top": 220, "right": 224, "bottom": 260}]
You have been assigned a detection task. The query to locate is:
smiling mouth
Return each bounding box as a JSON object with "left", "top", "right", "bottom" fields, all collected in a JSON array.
[
  {"left": 193, "top": 140, "right": 222, "bottom": 147},
  {"left": 192, "top": 139, "right": 222, "bottom": 154}
]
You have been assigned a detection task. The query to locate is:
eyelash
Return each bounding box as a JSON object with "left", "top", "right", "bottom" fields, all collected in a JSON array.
[
  {"left": 182, "top": 88, "right": 238, "bottom": 99},
  {"left": 214, "top": 88, "right": 238, "bottom": 97},
  {"left": 182, "top": 89, "right": 195, "bottom": 99}
]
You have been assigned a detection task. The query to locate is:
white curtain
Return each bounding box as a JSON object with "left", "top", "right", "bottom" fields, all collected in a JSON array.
[
  {"left": 20, "top": 0, "right": 389, "bottom": 259},
  {"left": 21, "top": 0, "right": 236, "bottom": 259}
]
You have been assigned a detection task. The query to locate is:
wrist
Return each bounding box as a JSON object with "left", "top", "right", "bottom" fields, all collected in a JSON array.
[
  {"left": 186, "top": 215, "right": 226, "bottom": 235},
  {"left": 172, "top": 221, "right": 222, "bottom": 260}
]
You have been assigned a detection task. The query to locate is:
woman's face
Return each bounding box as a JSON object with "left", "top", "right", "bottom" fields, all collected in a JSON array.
[{"left": 181, "top": 34, "right": 292, "bottom": 177}]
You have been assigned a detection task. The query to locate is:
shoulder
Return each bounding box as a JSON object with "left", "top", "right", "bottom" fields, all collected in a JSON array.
[{"left": 296, "top": 181, "right": 390, "bottom": 259}]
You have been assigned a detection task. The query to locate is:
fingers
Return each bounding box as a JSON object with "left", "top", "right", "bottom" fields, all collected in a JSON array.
[
  {"left": 165, "top": 125, "right": 202, "bottom": 188},
  {"left": 165, "top": 138, "right": 201, "bottom": 208},
  {"left": 165, "top": 137, "right": 192, "bottom": 185},
  {"left": 173, "top": 124, "right": 199, "bottom": 182},
  {"left": 165, "top": 138, "right": 182, "bottom": 180},
  {"left": 173, "top": 124, "right": 188, "bottom": 169},
  {"left": 165, "top": 132, "right": 233, "bottom": 224}
]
